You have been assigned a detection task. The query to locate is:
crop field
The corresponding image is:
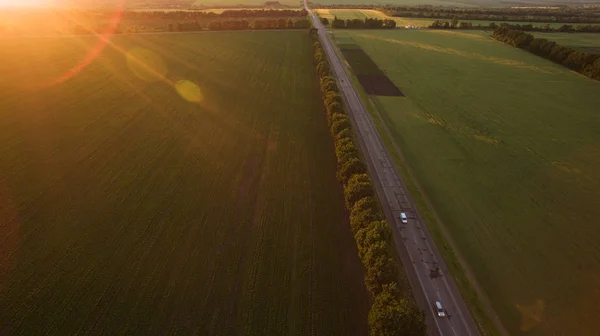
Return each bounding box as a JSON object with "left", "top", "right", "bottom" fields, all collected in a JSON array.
[
  {"left": 0, "top": 31, "right": 369, "bottom": 334},
  {"left": 315, "top": 9, "right": 388, "bottom": 21},
  {"left": 332, "top": 29, "right": 600, "bottom": 336},
  {"left": 315, "top": 9, "right": 600, "bottom": 29},
  {"left": 313, "top": 0, "right": 476, "bottom": 6},
  {"left": 315, "top": 9, "right": 441, "bottom": 27},
  {"left": 315, "top": 8, "right": 438, "bottom": 28},
  {"left": 313, "top": 0, "right": 600, "bottom": 5},
  {"left": 531, "top": 32, "right": 600, "bottom": 53}
]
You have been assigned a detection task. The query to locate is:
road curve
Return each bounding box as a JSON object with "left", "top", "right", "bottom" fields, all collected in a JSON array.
[{"left": 304, "top": 3, "right": 480, "bottom": 336}]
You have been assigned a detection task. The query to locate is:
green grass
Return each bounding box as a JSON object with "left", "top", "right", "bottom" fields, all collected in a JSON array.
[
  {"left": 332, "top": 29, "right": 600, "bottom": 336},
  {"left": 531, "top": 32, "right": 600, "bottom": 51},
  {"left": 0, "top": 31, "right": 369, "bottom": 335}
]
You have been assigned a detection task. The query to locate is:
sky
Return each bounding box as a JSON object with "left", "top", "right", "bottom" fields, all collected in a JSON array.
[
  {"left": 1, "top": 0, "right": 599, "bottom": 8},
  {"left": 0, "top": 0, "right": 48, "bottom": 6}
]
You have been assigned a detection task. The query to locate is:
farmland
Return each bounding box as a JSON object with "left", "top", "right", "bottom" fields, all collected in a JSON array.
[
  {"left": 313, "top": 0, "right": 476, "bottom": 6},
  {"left": 0, "top": 31, "right": 369, "bottom": 334},
  {"left": 312, "top": 0, "right": 600, "bottom": 6},
  {"left": 332, "top": 29, "right": 600, "bottom": 336},
  {"left": 531, "top": 32, "right": 600, "bottom": 52},
  {"left": 0, "top": 8, "right": 309, "bottom": 36},
  {"left": 315, "top": 9, "right": 600, "bottom": 29}
]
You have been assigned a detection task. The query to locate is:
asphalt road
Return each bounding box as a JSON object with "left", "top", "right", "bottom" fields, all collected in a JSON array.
[{"left": 304, "top": 4, "right": 480, "bottom": 336}]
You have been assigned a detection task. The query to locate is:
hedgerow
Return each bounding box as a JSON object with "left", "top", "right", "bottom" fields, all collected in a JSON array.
[{"left": 309, "top": 27, "right": 425, "bottom": 336}]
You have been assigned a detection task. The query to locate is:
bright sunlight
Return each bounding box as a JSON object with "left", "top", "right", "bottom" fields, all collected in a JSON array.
[{"left": 0, "top": 0, "right": 50, "bottom": 7}]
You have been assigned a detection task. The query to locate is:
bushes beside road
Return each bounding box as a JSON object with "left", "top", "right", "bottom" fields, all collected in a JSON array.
[{"left": 309, "top": 27, "right": 425, "bottom": 336}]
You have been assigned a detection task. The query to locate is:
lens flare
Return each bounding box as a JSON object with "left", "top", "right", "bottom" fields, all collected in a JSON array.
[
  {"left": 36, "top": 0, "right": 126, "bottom": 88},
  {"left": 126, "top": 48, "right": 168, "bottom": 82},
  {"left": 175, "top": 80, "right": 204, "bottom": 103}
]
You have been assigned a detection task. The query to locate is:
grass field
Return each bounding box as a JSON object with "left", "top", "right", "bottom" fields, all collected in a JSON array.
[
  {"left": 0, "top": 31, "right": 369, "bottom": 334},
  {"left": 332, "top": 29, "right": 600, "bottom": 336},
  {"left": 531, "top": 32, "right": 600, "bottom": 52}
]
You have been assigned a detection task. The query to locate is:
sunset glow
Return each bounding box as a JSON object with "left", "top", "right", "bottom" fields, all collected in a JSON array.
[{"left": 0, "top": 0, "right": 51, "bottom": 7}]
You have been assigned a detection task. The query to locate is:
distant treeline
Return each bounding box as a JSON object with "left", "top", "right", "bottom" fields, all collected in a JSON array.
[
  {"left": 311, "top": 4, "right": 377, "bottom": 9},
  {"left": 311, "top": 3, "right": 600, "bottom": 24},
  {"left": 192, "top": 18, "right": 309, "bottom": 31},
  {"left": 385, "top": 6, "right": 600, "bottom": 24},
  {"left": 493, "top": 27, "right": 600, "bottom": 80},
  {"left": 328, "top": 17, "right": 397, "bottom": 29},
  {"left": 121, "top": 9, "right": 308, "bottom": 19},
  {"left": 71, "top": 18, "right": 310, "bottom": 34},
  {"left": 309, "top": 26, "right": 426, "bottom": 336},
  {"left": 429, "top": 20, "right": 600, "bottom": 33}
]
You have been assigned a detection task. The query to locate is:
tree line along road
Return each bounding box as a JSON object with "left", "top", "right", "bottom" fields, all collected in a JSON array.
[{"left": 303, "top": 2, "right": 480, "bottom": 335}]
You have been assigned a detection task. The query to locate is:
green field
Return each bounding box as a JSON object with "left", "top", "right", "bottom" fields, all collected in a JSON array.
[
  {"left": 332, "top": 29, "right": 600, "bottom": 336},
  {"left": 0, "top": 31, "right": 369, "bottom": 334},
  {"left": 531, "top": 32, "right": 600, "bottom": 52},
  {"left": 530, "top": 33, "right": 600, "bottom": 47}
]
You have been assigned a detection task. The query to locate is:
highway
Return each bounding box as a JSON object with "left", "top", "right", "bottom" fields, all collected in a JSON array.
[{"left": 304, "top": 3, "right": 480, "bottom": 336}]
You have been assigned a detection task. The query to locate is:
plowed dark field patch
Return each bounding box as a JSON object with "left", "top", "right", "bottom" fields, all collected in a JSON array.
[
  {"left": 340, "top": 47, "right": 403, "bottom": 96},
  {"left": 339, "top": 43, "right": 361, "bottom": 50},
  {"left": 341, "top": 48, "right": 383, "bottom": 75},
  {"left": 357, "top": 74, "right": 404, "bottom": 96}
]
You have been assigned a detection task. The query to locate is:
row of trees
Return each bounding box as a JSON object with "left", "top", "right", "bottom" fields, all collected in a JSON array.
[
  {"left": 493, "top": 27, "right": 600, "bottom": 81},
  {"left": 120, "top": 9, "right": 308, "bottom": 19},
  {"left": 429, "top": 20, "right": 600, "bottom": 33},
  {"left": 205, "top": 19, "right": 309, "bottom": 31},
  {"left": 329, "top": 17, "right": 397, "bottom": 29},
  {"left": 385, "top": 6, "right": 600, "bottom": 24},
  {"left": 164, "top": 19, "right": 309, "bottom": 32},
  {"left": 70, "top": 18, "right": 310, "bottom": 35},
  {"left": 309, "top": 27, "right": 426, "bottom": 336}
]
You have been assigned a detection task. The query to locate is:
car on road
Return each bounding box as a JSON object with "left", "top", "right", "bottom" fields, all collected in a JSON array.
[
  {"left": 434, "top": 301, "right": 446, "bottom": 317},
  {"left": 400, "top": 212, "right": 408, "bottom": 224}
]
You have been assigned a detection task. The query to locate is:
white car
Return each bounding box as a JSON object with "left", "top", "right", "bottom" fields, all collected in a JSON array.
[
  {"left": 400, "top": 212, "right": 408, "bottom": 224},
  {"left": 435, "top": 301, "right": 446, "bottom": 317}
]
